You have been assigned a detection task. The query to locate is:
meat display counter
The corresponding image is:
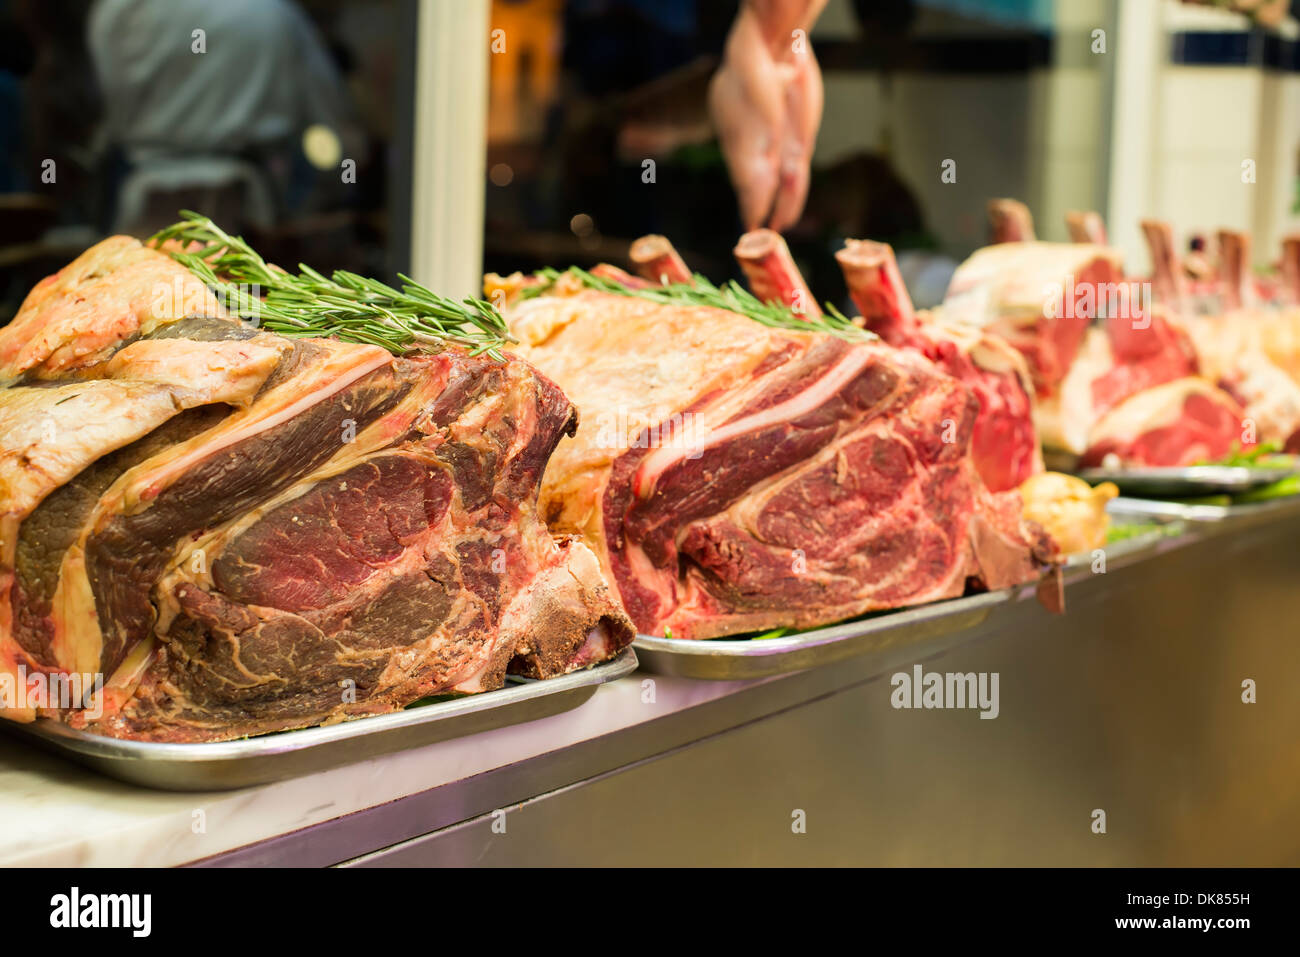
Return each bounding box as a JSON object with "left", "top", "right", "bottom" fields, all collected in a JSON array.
[{"left": 2, "top": 503, "right": 1297, "bottom": 867}]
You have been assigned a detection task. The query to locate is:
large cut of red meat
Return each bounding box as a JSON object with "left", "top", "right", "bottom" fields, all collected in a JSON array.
[
  {"left": 832, "top": 238, "right": 1042, "bottom": 493},
  {"left": 935, "top": 206, "right": 1245, "bottom": 468},
  {"left": 1056, "top": 219, "right": 1249, "bottom": 466},
  {"left": 1084, "top": 298, "right": 1199, "bottom": 422},
  {"left": 0, "top": 237, "right": 634, "bottom": 741},
  {"left": 1140, "top": 220, "right": 1300, "bottom": 453},
  {"left": 1076, "top": 379, "right": 1249, "bottom": 467},
  {"left": 941, "top": 236, "right": 1124, "bottom": 396},
  {"left": 494, "top": 237, "right": 1057, "bottom": 641}
]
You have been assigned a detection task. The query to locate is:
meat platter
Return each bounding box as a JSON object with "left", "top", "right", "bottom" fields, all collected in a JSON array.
[
  {"left": 1076, "top": 462, "right": 1298, "bottom": 496},
  {"left": 0, "top": 647, "right": 637, "bottom": 791},
  {"left": 1107, "top": 493, "right": 1300, "bottom": 526},
  {"left": 7, "top": 201, "right": 1299, "bottom": 767},
  {"left": 632, "top": 517, "right": 1180, "bottom": 680},
  {"left": 632, "top": 590, "right": 1016, "bottom": 680},
  {"left": 1, "top": 218, "right": 638, "bottom": 748}
]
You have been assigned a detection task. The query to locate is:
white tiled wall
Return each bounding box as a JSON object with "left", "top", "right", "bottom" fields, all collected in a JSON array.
[
  {"left": 812, "top": 0, "right": 1108, "bottom": 255},
  {"left": 1250, "top": 71, "right": 1300, "bottom": 266},
  {"left": 810, "top": 0, "right": 1299, "bottom": 266},
  {"left": 1125, "top": 1, "right": 1300, "bottom": 271}
]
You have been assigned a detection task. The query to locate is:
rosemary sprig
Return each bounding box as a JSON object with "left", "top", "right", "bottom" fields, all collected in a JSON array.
[
  {"left": 531, "top": 266, "right": 876, "bottom": 343},
  {"left": 150, "top": 212, "right": 514, "bottom": 359}
]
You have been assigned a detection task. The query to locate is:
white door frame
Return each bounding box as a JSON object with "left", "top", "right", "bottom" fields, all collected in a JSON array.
[{"left": 410, "top": 0, "right": 490, "bottom": 299}]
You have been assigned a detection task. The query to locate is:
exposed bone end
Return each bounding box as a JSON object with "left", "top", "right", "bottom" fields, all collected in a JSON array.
[
  {"left": 1065, "top": 210, "right": 1107, "bottom": 245},
  {"left": 835, "top": 239, "right": 917, "bottom": 340},
  {"left": 1139, "top": 219, "right": 1174, "bottom": 248},
  {"left": 629, "top": 235, "right": 693, "bottom": 286},
  {"left": 1280, "top": 235, "right": 1300, "bottom": 303},
  {"left": 988, "top": 198, "right": 1036, "bottom": 243},
  {"left": 1217, "top": 229, "right": 1252, "bottom": 310},
  {"left": 589, "top": 263, "right": 652, "bottom": 289},
  {"left": 732, "top": 229, "right": 822, "bottom": 318},
  {"left": 1140, "top": 219, "right": 1188, "bottom": 308},
  {"left": 732, "top": 228, "right": 780, "bottom": 262}
]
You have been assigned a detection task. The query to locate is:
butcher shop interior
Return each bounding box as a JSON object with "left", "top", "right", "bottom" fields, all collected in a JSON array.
[{"left": 0, "top": 0, "right": 1297, "bottom": 892}]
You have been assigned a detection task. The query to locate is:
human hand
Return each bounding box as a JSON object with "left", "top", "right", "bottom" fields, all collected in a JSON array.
[{"left": 708, "top": 0, "right": 826, "bottom": 232}]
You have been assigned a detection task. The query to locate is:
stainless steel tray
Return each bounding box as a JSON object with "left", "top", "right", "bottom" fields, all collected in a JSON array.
[
  {"left": 635, "top": 513, "right": 1190, "bottom": 681},
  {"left": 0, "top": 648, "right": 638, "bottom": 791},
  {"left": 1107, "top": 494, "right": 1300, "bottom": 525},
  {"left": 1076, "top": 463, "right": 1296, "bottom": 496},
  {"left": 633, "top": 591, "right": 1015, "bottom": 680}
]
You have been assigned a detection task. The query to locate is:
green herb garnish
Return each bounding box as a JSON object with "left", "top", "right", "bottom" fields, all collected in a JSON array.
[
  {"left": 1162, "top": 473, "right": 1300, "bottom": 506},
  {"left": 151, "top": 212, "right": 514, "bottom": 359},
  {"left": 1105, "top": 522, "right": 1164, "bottom": 543},
  {"left": 1194, "top": 441, "right": 1290, "bottom": 468},
  {"left": 1234, "top": 474, "right": 1300, "bottom": 503},
  {"left": 530, "top": 266, "right": 877, "bottom": 343}
]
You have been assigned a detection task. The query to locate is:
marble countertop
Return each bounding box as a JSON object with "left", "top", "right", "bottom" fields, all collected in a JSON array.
[{"left": 0, "top": 671, "right": 764, "bottom": 867}]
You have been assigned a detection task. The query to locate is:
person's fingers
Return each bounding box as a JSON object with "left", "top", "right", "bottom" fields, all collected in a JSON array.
[
  {"left": 794, "top": 44, "right": 824, "bottom": 155},
  {"left": 736, "top": 134, "right": 781, "bottom": 230},
  {"left": 709, "top": 69, "right": 773, "bottom": 229},
  {"left": 767, "top": 51, "right": 822, "bottom": 231},
  {"left": 768, "top": 140, "right": 809, "bottom": 232},
  {"left": 709, "top": 54, "right": 784, "bottom": 229},
  {"left": 709, "top": 7, "right": 791, "bottom": 230}
]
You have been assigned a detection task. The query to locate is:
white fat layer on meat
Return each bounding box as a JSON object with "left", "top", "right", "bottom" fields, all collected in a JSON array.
[
  {"left": 1086, "top": 377, "right": 1238, "bottom": 447},
  {"left": 0, "top": 235, "right": 227, "bottom": 384},
  {"left": 100, "top": 337, "right": 288, "bottom": 401},
  {"left": 0, "top": 346, "right": 285, "bottom": 711},
  {"left": 46, "top": 341, "right": 392, "bottom": 678},
  {"left": 1034, "top": 327, "right": 1114, "bottom": 454},
  {"left": 1227, "top": 352, "right": 1300, "bottom": 444},
  {"left": 662, "top": 380, "right": 986, "bottom": 637},
  {"left": 1184, "top": 310, "right": 1300, "bottom": 445},
  {"left": 152, "top": 366, "right": 499, "bottom": 633},
  {"left": 929, "top": 311, "right": 1038, "bottom": 398},
  {"left": 634, "top": 347, "right": 876, "bottom": 500},
  {"left": 0, "top": 375, "right": 267, "bottom": 527},
  {"left": 942, "top": 241, "right": 1124, "bottom": 326},
  {"left": 505, "top": 290, "right": 813, "bottom": 590}
]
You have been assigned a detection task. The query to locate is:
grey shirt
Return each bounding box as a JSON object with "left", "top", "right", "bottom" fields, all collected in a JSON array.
[{"left": 87, "top": 0, "right": 357, "bottom": 163}]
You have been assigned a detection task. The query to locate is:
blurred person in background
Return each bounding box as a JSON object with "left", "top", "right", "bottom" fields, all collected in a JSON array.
[{"left": 87, "top": 0, "right": 363, "bottom": 236}]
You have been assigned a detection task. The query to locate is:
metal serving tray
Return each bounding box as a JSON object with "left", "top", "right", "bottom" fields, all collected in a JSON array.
[
  {"left": 1076, "top": 463, "right": 1297, "bottom": 496},
  {"left": 0, "top": 649, "right": 638, "bottom": 792},
  {"left": 635, "top": 514, "right": 1187, "bottom": 681},
  {"left": 1106, "top": 493, "right": 1300, "bottom": 525},
  {"left": 633, "top": 590, "right": 1016, "bottom": 680}
]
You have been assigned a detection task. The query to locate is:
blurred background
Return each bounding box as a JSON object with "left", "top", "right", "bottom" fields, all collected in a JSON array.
[
  {"left": 2, "top": 0, "right": 1299, "bottom": 322},
  {"left": 0, "top": 0, "right": 416, "bottom": 320}
]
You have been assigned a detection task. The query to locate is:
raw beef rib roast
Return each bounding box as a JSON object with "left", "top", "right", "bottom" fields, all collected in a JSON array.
[
  {"left": 0, "top": 236, "right": 633, "bottom": 741},
  {"left": 834, "top": 238, "right": 1042, "bottom": 493},
  {"left": 488, "top": 239, "right": 1057, "bottom": 641},
  {"left": 942, "top": 235, "right": 1124, "bottom": 395}
]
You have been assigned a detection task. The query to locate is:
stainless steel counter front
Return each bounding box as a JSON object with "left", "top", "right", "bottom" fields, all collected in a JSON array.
[{"left": 186, "top": 509, "right": 1300, "bottom": 867}]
